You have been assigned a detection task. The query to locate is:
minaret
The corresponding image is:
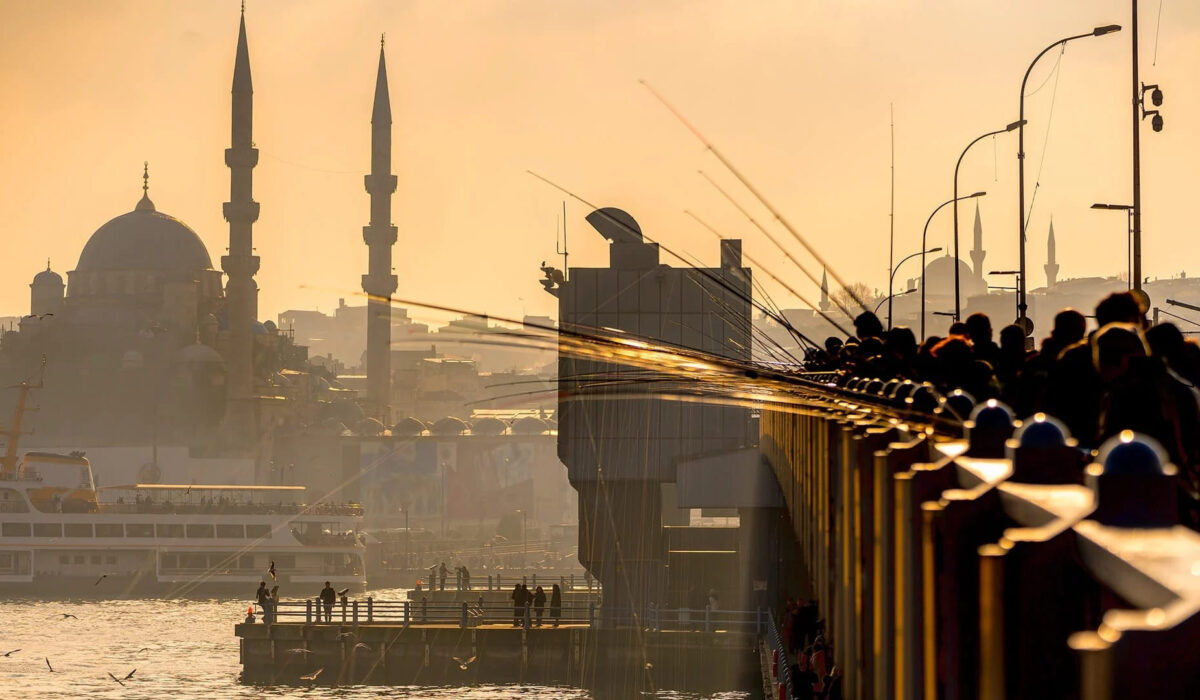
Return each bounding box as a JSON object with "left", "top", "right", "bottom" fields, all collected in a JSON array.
[
  {"left": 222, "top": 8, "right": 261, "bottom": 446},
  {"left": 1044, "top": 219, "right": 1059, "bottom": 288},
  {"left": 969, "top": 202, "right": 986, "bottom": 281},
  {"left": 819, "top": 268, "right": 830, "bottom": 313},
  {"left": 362, "top": 36, "right": 398, "bottom": 422}
]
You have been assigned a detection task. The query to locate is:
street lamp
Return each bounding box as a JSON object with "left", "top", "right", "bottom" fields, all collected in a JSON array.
[
  {"left": 953, "top": 119, "right": 1024, "bottom": 321},
  {"left": 887, "top": 247, "right": 942, "bottom": 329},
  {"left": 922, "top": 192, "right": 985, "bottom": 338},
  {"left": 1091, "top": 203, "right": 1135, "bottom": 288},
  {"left": 1017, "top": 24, "right": 1122, "bottom": 332},
  {"left": 876, "top": 288, "right": 916, "bottom": 314},
  {"left": 989, "top": 271, "right": 1023, "bottom": 327}
]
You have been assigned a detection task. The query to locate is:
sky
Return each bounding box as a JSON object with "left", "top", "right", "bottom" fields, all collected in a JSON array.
[{"left": 1, "top": 0, "right": 1198, "bottom": 327}]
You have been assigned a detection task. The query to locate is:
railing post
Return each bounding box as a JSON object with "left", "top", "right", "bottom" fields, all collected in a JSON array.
[
  {"left": 488, "top": 574, "right": 493, "bottom": 591},
  {"left": 305, "top": 598, "right": 312, "bottom": 625},
  {"left": 353, "top": 600, "right": 359, "bottom": 625},
  {"left": 705, "top": 604, "right": 712, "bottom": 633},
  {"left": 588, "top": 602, "right": 595, "bottom": 627},
  {"left": 367, "top": 596, "right": 373, "bottom": 623},
  {"left": 523, "top": 575, "right": 528, "bottom": 587},
  {"left": 421, "top": 598, "right": 427, "bottom": 623},
  {"left": 532, "top": 574, "right": 537, "bottom": 588},
  {"left": 404, "top": 600, "right": 410, "bottom": 624},
  {"left": 341, "top": 596, "right": 348, "bottom": 623},
  {"left": 524, "top": 603, "right": 532, "bottom": 630},
  {"left": 461, "top": 601, "right": 468, "bottom": 628},
  {"left": 756, "top": 608, "right": 763, "bottom": 636}
]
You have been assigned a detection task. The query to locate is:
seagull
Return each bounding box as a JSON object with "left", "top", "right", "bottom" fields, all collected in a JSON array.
[
  {"left": 123, "top": 669, "right": 136, "bottom": 680},
  {"left": 135, "top": 648, "right": 151, "bottom": 655},
  {"left": 337, "top": 588, "right": 350, "bottom": 597},
  {"left": 452, "top": 655, "right": 476, "bottom": 671},
  {"left": 335, "top": 632, "right": 356, "bottom": 641},
  {"left": 299, "top": 667, "right": 324, "bottom": 681},
  {"left": 268, "top": 561, "right": 277, "bottom": 580},
  {"left": 59, "top": 613, "right": 78, "bottom": 619},
  {"left": 45, "top": 658, "right": 54, "bottom": 672},
  {"left": 353, "top": 643, "right": 372, "bottom": 653},
  {"left": 107, "top": 672, "right": 125, "bottom": 686},
  {"left": 286, "top": 648, "right": 313, "bottom": 656},
  {"left": 94, "top": 574, "right": 109, "bottom": 586},
  {"left": 2, "top": 649, "right": 19, "bottom": 657}
]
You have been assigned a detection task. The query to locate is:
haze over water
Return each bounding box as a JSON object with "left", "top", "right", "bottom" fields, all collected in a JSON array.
[{"left": 1, "top": 588, "right": 751, "bottom": 699}]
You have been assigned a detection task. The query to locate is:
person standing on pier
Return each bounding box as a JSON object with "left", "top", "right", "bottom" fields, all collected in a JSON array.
[
  {"left": 550, "top": 584, "right": 562, "bottom": 627},
  {"left": 320, "top": 581, "right": 336, "bottom": 623},
  {"left": 510, "top": 583, "right": 524, "bottom": 626},
  {"left": 533, "top": 586, "right": 547, "bottom": 627},
  {"left": 255, "top": 581, "right": 271, "bottom": 625},
  {"left": 438, "top": 562, "right": 448, "bottom": 591}
]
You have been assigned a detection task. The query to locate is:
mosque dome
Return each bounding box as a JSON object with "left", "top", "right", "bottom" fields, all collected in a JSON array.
[
  {"left": 32, "top": 266, "right": 64, "bottom": 287},
  {"left": 75, "top": 192, "right": 212, "bottom": 275},
  {"left": 921, "top": 255, "right": 985, "bottom": 298}
]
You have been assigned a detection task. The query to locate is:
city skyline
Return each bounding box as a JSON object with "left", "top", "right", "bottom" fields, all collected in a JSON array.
[{"left": 2, "top": 0, "right": 1199, "bottom": 326}]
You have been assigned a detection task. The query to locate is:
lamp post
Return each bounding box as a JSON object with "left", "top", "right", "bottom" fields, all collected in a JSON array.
[
  {"left": 953, "top": 120, "right": 1025, "bottom": 321},
  {"left": 518, "top": 509, "right": 528, "bottom": 569},
  {"left": 922, "top": 193, "right": 985, "bottom": 338},
  {"left": 1017, "top": 24, "right": 1122, "bottom": 332},
  {"left": 876, "top": 288, "right": 915, "bottom": 314},
  {"left": 989, "top": 271, "right": 1022, "bottom": 324},
  {"left": 1091, "top": 203, "right": 1135, "bottom": 288},
  {"left": 888, "top": 247, "right": 942, "bottom": 329}
]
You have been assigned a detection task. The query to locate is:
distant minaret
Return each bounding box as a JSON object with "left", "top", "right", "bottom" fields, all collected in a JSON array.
[
  {"left": 1044, "top": 219, "right": 1059, "bottom": 288},
  {"left": 969, "top": 202, "right": 986, "bottom": 281},
  {"left": 819, "top": 268, "right": 830, "bottom": 313},
  {"left": 222, "top": 8, "right": 261, "bottom": 446},
  {"left": 362, "top": 36, "right": 398, "bottom": 422}
]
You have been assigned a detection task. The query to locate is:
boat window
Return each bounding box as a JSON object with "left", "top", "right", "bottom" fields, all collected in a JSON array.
[
  {"left": 161, "top": 554, "right": 177, "bottom": 568},
  {"left": 33, "top": 523, "right": 62, "bottom": 537},
  {"left": 0, "top": 488, "right": 28, "bottom": 513},
  {"left": 245, "top": 524, "right": 271, "bottom": 539},
  {"left": 239, "top": 555, "right": 254, "bottom": 570},
  {"left": 105, "top": 555, "right": 116, "bottom": 565},
  {"left": 2, "top": 522, "right": 31, "bottom": 537},
  {"left": 73, "top": 555, "right": 84, "bottom": 564},
  {"left": 181, "top": 554, "right": 206, "bottom": 569},
  {"left": 156, "top": 523, "right": 184, "bottom": 538},
  {"left": 186, "top": 524, "right": 215, "bottom": 538},
  {"left": 216, "top": 524, "right": 244, "bottom": 538},
  {"left": 90, "top": 555, "right": 101, "bottom": 565},
  {"left": 59, "top": 555, "right": 69, "bottom": 565},
  {"left": 126, "top": 523, "right": 154, "bottom": 537},
  {"left": 95, "top": 524, "right": 124, "bottom": 537},
  {"left": 64, "top": 523, "right": 93, "bottom": 537}
]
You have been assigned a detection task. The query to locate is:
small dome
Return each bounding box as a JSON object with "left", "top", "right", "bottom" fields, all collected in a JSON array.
[
  {"left": 921, "top": 255, "right": 986, "bottom": 298},
  {"left": 431, "top": 417, "right": 469, "bottom": 436},
  {"left": 390, "top": 417, "right": 426, "bottom": 436},
  {"left": 512, "top": 416, "right": 550, "bottom": 435},
  {"left": 75, "top": 198, "right": 213, "bottom": 274},
  {"left": 178, "top": 342, "right": 224, "bottom": 365},
  {"left": 32, "top": 266, "right": 63, "bottom": 287}
]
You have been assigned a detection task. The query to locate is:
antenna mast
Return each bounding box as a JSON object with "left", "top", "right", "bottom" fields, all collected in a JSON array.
[
  {"left": 555, "top": 200, "right": 569, "bottom": 280},
  {"left": 887, "top": 103, "right": 896, "bottom": 330},
  {"left": 0, "top": 357, "right": 45, "bottom": 476}
]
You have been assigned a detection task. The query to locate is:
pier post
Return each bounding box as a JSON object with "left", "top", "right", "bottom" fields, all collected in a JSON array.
[
  {"left": 523, "top": 603, "right": 532, "bottom": 629},
  {"left": 461, "top": 602, "right": 468, "bottom": 628},
  {"left": 488, "top": 575, "right": 492, "bottom": 591},
  {"left": 353, "top": 600, "right": 359, "bottom": 625},
  {"left": 421, "top": 598, "right": 427, "bottom": 623},
  {"left": 306, "top": 599, "right": 312, "bottom": 625},
  {"left": 367, "top": 596, "right": 373, "bottom": 623},
  {"left": 341, "top": 597, "right": 347, "bottom": 623},
  {"left": 404, "top": 600, "right": 410, "bottom": 624}
]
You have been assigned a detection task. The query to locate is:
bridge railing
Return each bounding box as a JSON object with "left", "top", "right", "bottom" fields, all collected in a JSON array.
[
  {"left": 762, "top": 375, "right": 1200, "bottom": 699},
  {"left": 256, "top": 597, "right": 598, "bottom": 627}
]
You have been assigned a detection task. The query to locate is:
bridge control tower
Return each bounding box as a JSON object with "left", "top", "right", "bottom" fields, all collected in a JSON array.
[{"left": 556, "top": 208, "right": 767, "bottom": 624}]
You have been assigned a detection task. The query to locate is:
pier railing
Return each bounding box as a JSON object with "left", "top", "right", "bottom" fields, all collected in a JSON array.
[
  {"left": 414, "top": 572, "right": 598, "bottom": 592},
  {"left": 261, "top": 597, "right": 598, "bottom": 628},
  {"left": 762, "top": 375, "right": 1200, "bottom": 699}
]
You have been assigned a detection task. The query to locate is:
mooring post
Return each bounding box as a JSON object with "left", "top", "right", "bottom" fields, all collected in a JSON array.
[
  {"left": 305, "top": 599, "right": 312, "bottom": 625},
  {"left": 367, "top": 596, "right": 374, "bottom": 623},
  {"left": 461, "top": 602, "right": 468, "bottom": 628}
]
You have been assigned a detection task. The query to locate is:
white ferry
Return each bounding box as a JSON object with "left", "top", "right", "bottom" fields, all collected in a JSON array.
[{"left": 0, "top": 449, "right": 366, "bottom": 597}]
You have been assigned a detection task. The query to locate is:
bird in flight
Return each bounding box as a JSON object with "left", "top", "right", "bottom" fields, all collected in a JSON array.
[
  {"left": 268, "top": 561, "right": 277, "bottom": 580},
  {"left": 122, "top": 669, "right": 136, "bottom": 680},
  {"left": 59, "top": 613, "right": 78, "bottom": 619},
  {"left": 2, "top": 649, "right": 19, "bottom": 657},
  {"left": 300, "top": 667, "right": 324, "bottom": 681},
  {"left": 452, "top": 655, "right": 477, "bottom": 671},
  {"left": 107, "top": 672, "right": 126, "bottom": 686},
  {"left": 135, "top": 648, "right": 151, "bottom": 655},
  {"left": 335, "top": 631, "right": 356, "bottom": 641},
  {"left": 353, "top": 643, "right": 372, "bottom": 653},
  {"left": 94, "top": 574, "right": 109, "bottom": 586},
  {"left": 286, "top": 648, "right": 313, "bottom": 656},
  {"left": 337, "top": 588, "right": 350, "bottom": 597},
  {"left": 45, "top": 658, "right": 54, "bottom": 672}
]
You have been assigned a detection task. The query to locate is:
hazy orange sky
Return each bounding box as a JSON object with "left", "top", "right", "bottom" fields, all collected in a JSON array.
[{"left": 2, "top": 0, "right": 1198, "bottom": 327}]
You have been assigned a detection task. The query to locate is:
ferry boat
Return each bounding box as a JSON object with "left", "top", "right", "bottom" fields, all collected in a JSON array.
[{"left": 0, "top": 377, "right": 365, "bottom": 597}]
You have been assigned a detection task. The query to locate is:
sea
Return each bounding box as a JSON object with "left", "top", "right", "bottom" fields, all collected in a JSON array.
[{"left": 1, "top": 588, "right": 754, "bottom": 699}]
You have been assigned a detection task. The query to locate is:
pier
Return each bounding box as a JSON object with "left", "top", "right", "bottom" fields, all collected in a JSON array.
[{"left": 235, "top": 597, "right": 764, "bottom": 690}]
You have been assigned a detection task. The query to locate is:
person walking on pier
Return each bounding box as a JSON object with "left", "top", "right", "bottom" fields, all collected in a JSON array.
[
  {"left": 256, "top": 581, "right": 272, "bottom": 625},
  {"left": 533, "top": 585, "right": 547, "bottom": 627},
  {"left": 510, "top": 583, "right": 525, "bottom": 626},
  {"left": 320, "top": 581, "right": 336, "bottom": 623},
  {"left": 550, "top": 584, "right": 562, "bottom": 627}
]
